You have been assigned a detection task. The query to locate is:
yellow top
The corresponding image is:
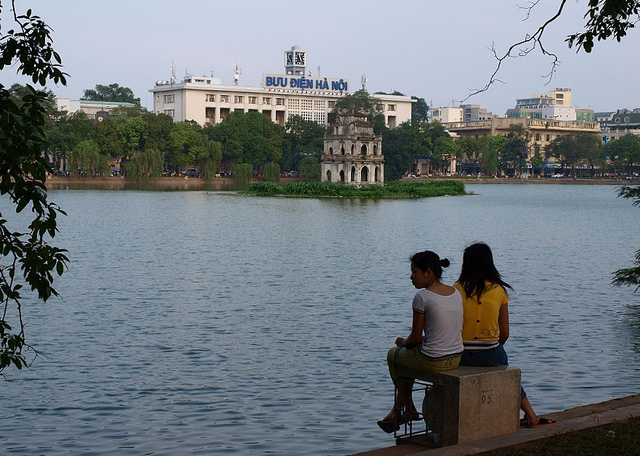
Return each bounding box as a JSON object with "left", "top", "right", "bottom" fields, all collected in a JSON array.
[{"left": 453, "top": 282, "right": 509, "bottom": 348}]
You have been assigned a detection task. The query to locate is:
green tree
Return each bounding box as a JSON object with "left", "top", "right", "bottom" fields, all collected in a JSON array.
[
  {"left": 479, "top": 135, "right": 507, "bottom": 176},
  {"left": 127, "top": 148, "right": 164, "bottom": 180},
  {"left": 261, "top": 162, "right": 281, "bottom": 182},
  {"left": 232, "top": 163, "right": 253, "bottom": 190},
  {"left": 208, "top": 111, "right": 285, "bottom": 169},
  {"left": 45, "top": 110, "right": 96, "bottom": 172},
  {"left": 547, "top": 133, "right": 602, "bottom": 177},
  {"left": 613, "top": 186, "right": 640, "bottom": 291},
  {"left": 0, "top": 4, "right": 69, "bottom": 373},
  {"left": 411, "top": 96, "right": 429, "bottom": 124},
  {"left": 168, "top": 120, "right": 202, "bottom": 169},
  {"left": 456, "top": 136, "right": 481, "bottom": 174},
  {"left": 432, "top": 136, "right": 460, "bottom": 175},
  {"left": 606, "top": 133, "right": 640, "bottom": 177},
  {"left": 82, "top": 83, "right": 140, "bottom": 106},
  {"left": 332, "top": 89, "right": 385, "bottom": 133},
  {"left": 68, "top": 139, "right": 108, "bottom": 177},
  {"left": 297, "top": 156, "right": 321, "bottom": 179},
  {"left": 283, "top": 114, "right": 326, "bottom": 170},
  {"left": 381, "top": 124, "right": 418, "bottom": 181}
]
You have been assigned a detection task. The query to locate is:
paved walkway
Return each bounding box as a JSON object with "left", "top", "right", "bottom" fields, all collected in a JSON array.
[{"left": 348, "top": 394, "right": 640, "bottom": 456}]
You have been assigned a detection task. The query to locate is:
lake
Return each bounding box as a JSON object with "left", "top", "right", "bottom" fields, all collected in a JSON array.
[{"left": 1, "top": 183, "right": 639, "bottom": 455}]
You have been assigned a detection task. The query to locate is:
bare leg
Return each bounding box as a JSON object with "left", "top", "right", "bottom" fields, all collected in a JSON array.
[
  {"left": 382, "top": 381, "right": 412, "bottom": 422},
  {"left": 521, "top": 397, "right": 539, "bottom": 426}
]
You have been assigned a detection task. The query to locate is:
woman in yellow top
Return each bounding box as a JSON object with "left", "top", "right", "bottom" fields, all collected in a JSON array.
[{"left": 454, "top": 242, "right": 552, "bottom": 428}]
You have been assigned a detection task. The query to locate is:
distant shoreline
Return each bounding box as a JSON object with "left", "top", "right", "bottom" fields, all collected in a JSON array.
[{"left": 43, "top": 175, "right": 636, "bottom": 191}]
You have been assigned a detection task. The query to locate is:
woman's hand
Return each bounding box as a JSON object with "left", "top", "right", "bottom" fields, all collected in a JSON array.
[{"left": 395, "top": 337, "right": 406, "bottom": 347}]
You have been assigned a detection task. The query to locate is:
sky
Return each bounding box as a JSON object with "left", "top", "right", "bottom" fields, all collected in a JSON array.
[{"left": 1, "top": 0, "right": 639, "bottom": 115}]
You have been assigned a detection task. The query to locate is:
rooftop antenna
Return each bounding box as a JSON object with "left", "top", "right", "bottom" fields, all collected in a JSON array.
[
  {"left": 361, "top": 74, "right": 367, "bottom": 90},
  {"left": 170, "top": 61, "right": 176, "bottom": 86},
  {"left": 234, "top": 63, "right": 242, "bottom": 85},
  {"left": 317, "top": 66, "right": 321, "bottom": 77}
]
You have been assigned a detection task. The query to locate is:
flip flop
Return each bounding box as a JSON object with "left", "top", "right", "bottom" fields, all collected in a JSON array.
[
  {"left": 528, "top": 417, "right": 555, "bottom": 428},
  {"left": 377, "top": 419, "right": 400, "bottom": 433}
]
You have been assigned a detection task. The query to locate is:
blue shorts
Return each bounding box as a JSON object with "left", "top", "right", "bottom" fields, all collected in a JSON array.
[{"left": 460, "top": 345, "right": 526, "bottom": 400}]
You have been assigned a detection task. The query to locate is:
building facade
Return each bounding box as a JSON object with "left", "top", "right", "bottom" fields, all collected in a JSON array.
[
  {"left": 150, "top": 46, "right": 414, "bottom": 129},
  {"left": 55, "top": 98, "right": 136, "bottom": 121},
  {"left": 600, "top": 108, "right": 640, "bottom": 142},
  {"left": 321, "top": 111, "right": 383, "bottom": 185},
  {"left": 445, "top": 117, "right": 601, "bottom": 160}
]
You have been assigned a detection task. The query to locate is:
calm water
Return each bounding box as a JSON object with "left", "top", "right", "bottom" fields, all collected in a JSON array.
[{"left": 1, "top": 184, "right": 639, "bottom": 455}]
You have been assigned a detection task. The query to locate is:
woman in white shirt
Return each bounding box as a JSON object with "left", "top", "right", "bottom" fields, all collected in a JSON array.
[{"left": 377, "top": 250, "right": 464, "bottom": 434}]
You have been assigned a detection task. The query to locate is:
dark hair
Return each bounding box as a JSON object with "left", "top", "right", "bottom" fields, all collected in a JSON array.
[
  {"left": 457, "top": 242, "right": 512, "bottom": 298},
  {"left": 410, "top": 250, "right": 450, "bottom": 279}
]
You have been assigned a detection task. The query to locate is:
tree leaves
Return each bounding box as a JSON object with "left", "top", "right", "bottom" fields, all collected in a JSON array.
[{"left": 1, "top": 2, "right": 69, "bottom": 373}]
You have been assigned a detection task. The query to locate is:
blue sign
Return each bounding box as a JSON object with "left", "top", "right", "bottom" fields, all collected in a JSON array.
[{"left": 263, "top": 74, "right": 349, "bottom": 93}]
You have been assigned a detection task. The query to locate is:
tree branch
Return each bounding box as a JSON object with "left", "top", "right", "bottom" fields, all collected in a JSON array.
[{"left": 461, "top": 0, "right": 567, "bottom": 102}]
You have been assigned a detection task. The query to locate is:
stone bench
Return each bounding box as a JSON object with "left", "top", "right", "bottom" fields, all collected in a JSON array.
[{"left": 396, "top": 365, "right": 521, "bottom": 446}]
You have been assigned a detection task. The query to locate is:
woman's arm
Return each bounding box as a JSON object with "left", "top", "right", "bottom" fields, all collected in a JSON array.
[
  {"left": 396, "top": 311, "right": 425, "bottom": 347},
  {"left": 498, "top": 303, "right": 510, "bottom": 345}
]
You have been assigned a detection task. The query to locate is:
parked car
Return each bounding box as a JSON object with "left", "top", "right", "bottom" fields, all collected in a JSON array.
[{"left": 182, "top": 168, "right": 201, "bottom": 177}]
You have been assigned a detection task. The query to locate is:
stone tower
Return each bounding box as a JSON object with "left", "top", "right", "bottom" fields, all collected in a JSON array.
[{"left": 321, "top": 110, "right": 384, "bottom": 185}]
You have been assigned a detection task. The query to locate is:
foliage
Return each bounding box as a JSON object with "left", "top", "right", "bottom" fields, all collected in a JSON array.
[
  {"left": 547, "top": 133, "right": 603, "bottom": 177},
  {"left": 246, "top": 180, "right": 466, "bottom": 198},
  {"left": 0, "top": 3, "right": 69, "bottom": 373},
  {"left": 432, "top": 136, "right": 460, "bottom": 174},
  {"left": 479, "top": 135, "right": 507, "bottom": 175},
  {"left": 68, "top": 139, "right": 109, "bottom": 177},
  {"left": 382, "top": 124, "right": 421, "bottom": 181},
  {"left": 208, "top": 111, "right": 285, "bottom": 169},
  {"left": 606, "top": 133, "right": 640, "bottom": 176},
  {"left": 411, "top": 96, "right": 429, "bottom": 124},
  {"left": 567, "top": 0, "right": 640, "bottom": 53},
  {"left": 612, "top": 186, "right": 640, "bottom": 291},
  {"left": 331, "top": 89, "right": 385, "bottom": 133},
  {"left": 297, "top": 156, "right": 321, "bottom": 179},
  {"left": 82, "top": 83, "right": 140, "bottom": 106},
  {"left": 261, "top": 162, "right": 280, "bottom": 182},
  {"left": 282, "top": 114, "right": 326, "bottom": 169},
  {"left": 127, "top": 148, "right": 164, "bottom": 180},
  {"left": 232, "top": 163, "right": 253, "bottom": 190}
]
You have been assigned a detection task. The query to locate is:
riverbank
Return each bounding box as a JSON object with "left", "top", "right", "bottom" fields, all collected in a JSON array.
[
  {"left": 43, "top": 175, "right": 638, "bottom": 191},
  {"left": 350, "top": 394, "right": 640, "bottom": 456}
]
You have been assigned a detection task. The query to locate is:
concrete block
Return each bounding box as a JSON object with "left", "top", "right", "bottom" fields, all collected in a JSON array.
[{"left": 399, "top": 365, "right": 521, "bottom": 446}]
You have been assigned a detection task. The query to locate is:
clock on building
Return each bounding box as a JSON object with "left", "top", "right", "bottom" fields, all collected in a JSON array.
[
  {"left": 285, "top": 51, "right": 294, "bottom": 66},
  {"left": 294, "top": 51, "right": 306, "bottom": 66}
]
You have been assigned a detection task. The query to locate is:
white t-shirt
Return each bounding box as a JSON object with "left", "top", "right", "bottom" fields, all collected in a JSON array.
[{"left": 412, "top": 288, "right": 464, "bottom": 359}]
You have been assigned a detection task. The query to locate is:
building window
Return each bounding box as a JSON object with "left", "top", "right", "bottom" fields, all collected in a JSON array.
[
  {"left": 546, "top": 134, "right": 550, "bottom": 141},
  {"left": 276, "top": 97, "right": 285, "bottom": 106},
  {"left": 220, "top": 95, "right": 229, "bottom": 103},
  {"left": 249, "top": 96, "right": 257, "bottom": 104},
  {"left": 387, "top": 104, "right": 396, "bottom": 112},
  {"left": 328, "top": 101, "right": 336, "bottom": 108},
  {"left": 206, "top": 94, "right": 216, "bottom": 102},
  {"left": 164, "top": 109, "right": 175, "bottom": 118},
  {"left": 234, "top": 96, "right": 244, "bottom": 104},
  {"left": 164, "top": 94, "right": 175, "bottom": 103},
  {"left": 263, "top": 97, "right": 271, "bottom": 105}
]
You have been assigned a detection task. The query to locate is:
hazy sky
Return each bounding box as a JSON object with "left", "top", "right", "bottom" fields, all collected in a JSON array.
[{"left": 2, "top": 1, "right": 638, "bottom": 115}]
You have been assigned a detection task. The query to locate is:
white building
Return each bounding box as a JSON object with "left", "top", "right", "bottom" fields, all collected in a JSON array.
[
  {"left": 150, "top": 46, "right": 414, "bottom": 128},
  {"left": 431, "top": 107, "right": 463, "bottom": 123},
  {"left": 55, "top": 98, "right": 136, "bottom": 121}
]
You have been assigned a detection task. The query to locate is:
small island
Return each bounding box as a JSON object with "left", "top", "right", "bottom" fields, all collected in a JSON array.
[{"left": 244, "top": 180, "right": 467, "bottom": 198}]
